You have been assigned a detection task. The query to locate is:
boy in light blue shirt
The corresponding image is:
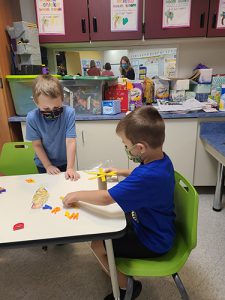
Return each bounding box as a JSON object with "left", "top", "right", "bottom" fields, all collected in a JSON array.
[
  {"left": 26, "top": 75, "right": 79, "bottom": 180},
  {"left": 63, "top": 106, "right": 176, "bottom": 299}
]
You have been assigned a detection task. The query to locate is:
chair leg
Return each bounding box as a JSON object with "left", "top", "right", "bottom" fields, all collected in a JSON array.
[{"left": 172, "top": 273, "right": 189, "bottom": 300}]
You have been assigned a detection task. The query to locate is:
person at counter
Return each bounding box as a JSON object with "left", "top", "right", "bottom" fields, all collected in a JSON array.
[
  {"left": 102, "top": 62, "right": 114, "bottom": 76},
  {"left": 87, "top": 60, "right": 101, "bottom": 76},
  {"left": 120, "top": 56, "right": 135, "bottom": 80}
]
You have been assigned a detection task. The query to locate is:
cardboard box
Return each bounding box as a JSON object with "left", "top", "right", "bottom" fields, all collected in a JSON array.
[
  {"left": 153, "top": 78, "right": 169, "bottom": 100},
  {"left": 102, "top": 100, "right": 121, "bottom": 115},
  {"left": 170, "top": 90, "right": 186, "bottom": 102},
  {"left": 170, "top": 79, "right": 190, "bottom": 90},
  {"left": 105, "top": 85, "right": 129, "bottom": 112},
  {"left": 198, "top": 68, "right": 212, "bottom": 83},
  {"left": 190, "top": 82, "right": 211, "bottom": 93}
]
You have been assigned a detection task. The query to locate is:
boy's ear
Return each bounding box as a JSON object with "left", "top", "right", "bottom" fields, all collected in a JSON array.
[{"left": 136, "top": 142, "right": 146, "bottom": 153}]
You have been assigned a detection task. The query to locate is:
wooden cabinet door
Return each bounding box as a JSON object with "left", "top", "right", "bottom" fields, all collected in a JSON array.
[
  {"left": 207, "top": 0, "right": 225, "bottom": 37},
  {"left": 39, "top": 0, "right": 89, "bottom": 43},
  {"left": 76, "top": 121, "right": 128, "bottom": 170},
  {"left": 88, "top": 0, "right": 143, "bottom": 41},
  {"left": 145, "top": 0, "right": 209, "bottom": 39}
]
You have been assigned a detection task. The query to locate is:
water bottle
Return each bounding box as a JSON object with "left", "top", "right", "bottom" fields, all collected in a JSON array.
[
  {"left": 42, "top": 64, "right": 49, "bottom": 75},
  {"left": 219, "top": 88, "right": 225, "bottom": 111}
]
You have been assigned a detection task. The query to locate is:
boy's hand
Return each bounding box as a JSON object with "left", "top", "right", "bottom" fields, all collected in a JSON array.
[
  {"left": 65, "top": 169, "right": 80, "bottom": 181},
  {"left": 104, "top": 167, "right": 118, "bottom": 174},
  {"left": 46, "top": 165, "right": 61, "bottom": 175},
  {"left": 63, "top": 192, "right": 78, "bottom": 208}
]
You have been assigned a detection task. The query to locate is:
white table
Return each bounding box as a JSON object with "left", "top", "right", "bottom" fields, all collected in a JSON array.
[{"left": 0, "top": 171, "right": 126, "bottom": 299}]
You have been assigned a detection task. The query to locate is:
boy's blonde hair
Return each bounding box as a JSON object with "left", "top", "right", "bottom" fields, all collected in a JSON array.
[
  {"left": 32, "top": 75, "right": 63, "bottom": 103},
  {"left": 116, "top": 106, "right": 165, "bottom": 149}
]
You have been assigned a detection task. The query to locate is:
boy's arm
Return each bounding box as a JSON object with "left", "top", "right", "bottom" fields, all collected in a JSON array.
[
  {"left": 32, "top": 140, "right": 51, "bottom": 169},
  {"left": 65, "top": 138, "right": 80, "bottom": 180},
  {"left": 63, "top": 190, "right": 115, "bottom": 207},
  {"left": 117, "top": 169, "right": 132, "bottom": 177},
  {"left": 105, "top": 168, "right": 131, "bottom": 177},
  {"left": 66, "top": 137, "right": 76, "bottom": 170}
]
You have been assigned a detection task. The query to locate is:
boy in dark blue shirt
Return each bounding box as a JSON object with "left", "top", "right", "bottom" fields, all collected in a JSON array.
[{"left": 63, "top": 106, "right": 176, "bottom": 299}]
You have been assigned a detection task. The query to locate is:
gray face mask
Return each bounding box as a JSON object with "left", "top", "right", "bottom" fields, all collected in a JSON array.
[{"left": 125, "top": 144, "right": 142, "bottom": 163}]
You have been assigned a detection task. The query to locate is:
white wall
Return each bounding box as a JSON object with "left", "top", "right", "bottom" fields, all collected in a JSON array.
[
  {"left": 19, "top": 0, "right": 36, "bottom": 23},
  {"left": 103, "top": 50, "right": 128, "bottom": 64},
  {"left": 177, "top": 39, "right": 225, "bottom": 77},
  {"left": 103, "top": 39, "right": 225, "bottom": 78}
]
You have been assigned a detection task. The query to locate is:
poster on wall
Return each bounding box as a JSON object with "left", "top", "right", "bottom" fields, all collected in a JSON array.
[
  {"left": 217, "top": 0, "right": 225, "bottom": 29},
  {"left": 111, "top": 0, "right": 138, "bottom": 32},
  {"left": 162, "top": 0, "right": 191, "bottom": 28},
  {"left": 36, "top": 0, "right": 65, "bottom": 35},
  {"left": 129, "top": 48, "right": 177, "bottom": 79}
]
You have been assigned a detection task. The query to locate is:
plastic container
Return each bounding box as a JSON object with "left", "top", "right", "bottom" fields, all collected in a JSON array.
[
  {"left": 6, "top": 75, "right": 61, "bottom": 116},
  {"left": 219, "top": 85, "right": 225, "bottom": 111}
]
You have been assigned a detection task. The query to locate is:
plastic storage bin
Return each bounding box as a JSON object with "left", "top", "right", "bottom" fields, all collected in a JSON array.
[
  {"left": 6, "top": 75, "right": 61, "bottom": 116},
  {"left": 62, "top": 76, "right": 117, "bottom": 115}
]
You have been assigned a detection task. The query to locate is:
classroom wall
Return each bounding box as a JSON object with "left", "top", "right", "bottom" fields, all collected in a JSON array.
[
  {"left": 65, "top": 52, "right": 82, "bottom": 75},
  {"left": 79, "top": 51, "right": 104, "bottom": 62},
  {"left": 177, "top": 39, "right": 225, "bottom": 77},
  {"left": 19, "top": 0, "right": 36, "bottom": 23},
  {"left": 102, "top": 39, "right": 225, "bottom": 78}
]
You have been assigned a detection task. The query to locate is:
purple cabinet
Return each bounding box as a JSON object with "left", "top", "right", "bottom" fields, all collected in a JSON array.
[
  {"left": 207, "top": 0, "right": 225, "bottom": 37},
  {"left": 39, "top": 0, "right": 89, "bottom": 43},
  {"left": 144, "top": 0, "right": 209, "bottom": 39},
  {"left": 38, "top": 0, "right": 143, "bottom": 43},
  {"left": 89, "top": 0, "right": 143, "bottom": 41}
]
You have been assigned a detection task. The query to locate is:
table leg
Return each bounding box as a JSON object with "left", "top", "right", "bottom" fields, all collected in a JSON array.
[
  {"left": 213, "top": 163, "right": 225, "bottom": 211},
  {"left": 105, "top": 239, "right": 120, "bottom": 300}
]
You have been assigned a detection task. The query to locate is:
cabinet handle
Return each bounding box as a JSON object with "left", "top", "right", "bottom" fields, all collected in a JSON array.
[
  {"left": 82, "top": 131, "right": 85, "bottom": 145},
  {"left": 200, "top": 13, "right": 205, "bottom": 28},
  {"left": 93, "top": 17, "right": 98, "bottom": 32},
  {"left": 81, "top": 18, "right": 86, "bottom": 33},
  {"left": 212, "top": 14, "right": 217, "bottom": 28}
]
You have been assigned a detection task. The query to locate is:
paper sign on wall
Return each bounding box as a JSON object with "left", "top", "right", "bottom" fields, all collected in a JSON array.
[
  {"left": 111, "top": 0, "right": 138, "bottom": 32},
  {"left": 162, "top": 0, "right": 191, "bottom": 28},
  {"left": 217, "top": 0, "right": 225, "bottom": 29},
  {"left": 36, "top": 0, "right": 65, "bottom": 35}
]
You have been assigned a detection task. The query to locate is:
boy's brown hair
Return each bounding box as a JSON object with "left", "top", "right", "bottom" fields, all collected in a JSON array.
[
  {"left": 32, "top": 75, "right": 63, "bottom": 103},
  {"left": 116, "top": 106, "right": 165, "bottom": 149}
]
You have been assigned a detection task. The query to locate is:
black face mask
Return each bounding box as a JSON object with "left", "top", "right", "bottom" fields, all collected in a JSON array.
[{"left": 40, "top": 106, "right": 63, "bottom": 120}]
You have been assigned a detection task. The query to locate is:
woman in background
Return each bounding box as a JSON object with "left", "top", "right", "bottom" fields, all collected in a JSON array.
[
  {"left": 120, "top": 56, "right": 135, "bottom": 80},
  {"left": 87, "top": 60, "right": 101, "bottom": 76},
  {"left": 102, "top": 62, "right": 114, "bottom": 76}
]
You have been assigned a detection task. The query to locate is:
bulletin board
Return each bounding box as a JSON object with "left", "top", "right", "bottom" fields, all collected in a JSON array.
[{"left": 129, "top": 48, "right": 177, "bottom": 79}]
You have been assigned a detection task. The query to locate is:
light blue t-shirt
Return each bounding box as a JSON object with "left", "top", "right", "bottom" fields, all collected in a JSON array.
[
  {"left": 108, "top": 154, "right": 176, "bottom": 254},
  {"left": 26, "top": 105, "right": 76, "bottom": 168}
]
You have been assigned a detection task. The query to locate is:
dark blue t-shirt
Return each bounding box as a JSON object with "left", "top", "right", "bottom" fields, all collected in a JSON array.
[
  {"left": 26, "top": 105, "right": 76, "bottom": 168},
  {"left": 108, "top": 154, "right": 176, "bottom": 254}
]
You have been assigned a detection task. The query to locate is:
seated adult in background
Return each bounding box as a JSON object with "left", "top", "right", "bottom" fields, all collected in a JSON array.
[
  {"left": 120, "top": 56, "right": 135, "bottom": 80},
  {"left": 102, "top": 62, "right": 114, "bottom": 76},
  {"left": 87, "top": 60, "right": 101, "bottom": 76}
]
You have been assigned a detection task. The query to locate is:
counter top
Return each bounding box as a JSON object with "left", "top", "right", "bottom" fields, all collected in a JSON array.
[
  {"left": 200, "top": 122, "right": 225, "bottom": 158},
  {"left": 8, "top": 110, "right": 225, "bottom": 122}
]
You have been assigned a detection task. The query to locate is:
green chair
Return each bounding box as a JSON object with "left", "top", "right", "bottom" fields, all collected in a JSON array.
[
  {"left": 0, "top": 142, "right": 38, "bottom": 175},
  {"left": 116, "top": 171, "right": 199, "bottom": 300}
]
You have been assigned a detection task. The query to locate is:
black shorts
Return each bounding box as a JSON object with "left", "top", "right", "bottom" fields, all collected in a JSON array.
[
  {"left": 108, "top": 214, "right": 163, "bottom": 259},
  {"left": 37, "top": 164, "right": 67, "bottom": 174}
]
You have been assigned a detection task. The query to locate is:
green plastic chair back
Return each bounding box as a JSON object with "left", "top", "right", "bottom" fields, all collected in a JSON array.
[
  {"left": 0, "top": 142, "right": 38, "bottom": 175},
  {"left": 116, "top": 171, "right": 199, "bottom": 277}
]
